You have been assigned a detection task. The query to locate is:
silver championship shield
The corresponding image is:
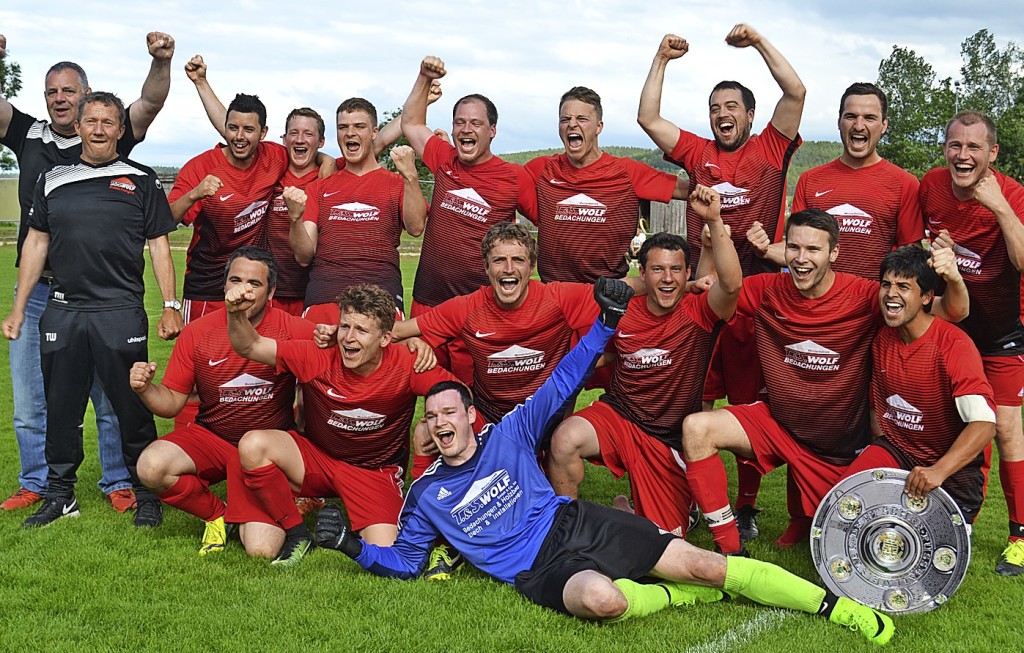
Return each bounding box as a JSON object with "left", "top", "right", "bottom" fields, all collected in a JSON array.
[{"left": 810, "top": 468, "right": 971, "bottom": 614}]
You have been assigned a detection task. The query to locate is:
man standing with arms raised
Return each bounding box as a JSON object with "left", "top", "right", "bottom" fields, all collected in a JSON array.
[
  {"left": 401, "top": 56, "right": 537, "bottom": 382},
  {"left": 638, "top": 27, "right": 805, "bottom": 542}
]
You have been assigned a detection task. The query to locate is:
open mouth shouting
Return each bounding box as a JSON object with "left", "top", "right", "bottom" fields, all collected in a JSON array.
[{"left": 434, "top": 427, "right": 456, "bottom": 450}]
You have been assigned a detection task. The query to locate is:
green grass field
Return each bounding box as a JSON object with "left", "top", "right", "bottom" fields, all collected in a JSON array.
[{"left": 0, "top": 239, "right": 1020, "bottom": 652}]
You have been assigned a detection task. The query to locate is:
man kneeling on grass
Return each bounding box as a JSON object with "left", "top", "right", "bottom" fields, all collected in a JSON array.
[{"left": 315, "top": 278, "right": 894, "bottom": 645}]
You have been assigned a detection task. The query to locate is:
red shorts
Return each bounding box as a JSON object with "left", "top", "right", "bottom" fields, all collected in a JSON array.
[
  {"left": 160, "top": 425, "right": 252, "bottom": 524},
  {"left": 229, "top": 431, "right": 404, "bottom": 532},
  {"left": 724, "top": 401, "right": 845, "bottom": 518},
  {"left": 703, "top": 314, "right": 762, "bottom": 404},
  {"left": 182, "top": 299, "right": 223, "bottom": 325},
  {"left": 982, "top": 355, "right": 1024, "bottom": 406},
  {"left": 581, "top": 401, "right": 691, "bottom": 536},
  {"left": 411, "top": 299, "right": 473, "bottom": 385},
  {"left": 270, "top": 297, "right": 306, "bottom": 317},
  {"left": 160, "top": 424, "right": 236, "bottom": 485}
]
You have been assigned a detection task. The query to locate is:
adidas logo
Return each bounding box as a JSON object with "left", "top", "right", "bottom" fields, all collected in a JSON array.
[{"left": 436, "top": 486, "right": 452, "bottom": 500}]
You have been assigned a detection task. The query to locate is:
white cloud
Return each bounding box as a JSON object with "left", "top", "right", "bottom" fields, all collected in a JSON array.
[{"left": 1, "top": 0, "right": 1021, "bottom": 166}]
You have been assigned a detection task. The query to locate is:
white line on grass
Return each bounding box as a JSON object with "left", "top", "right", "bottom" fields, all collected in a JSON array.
[{"left": 682, "top": 609, "right": 793, "bottom": 653}]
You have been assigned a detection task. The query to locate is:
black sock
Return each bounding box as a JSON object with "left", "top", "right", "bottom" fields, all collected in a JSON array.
[{"left": 817, "top": 589, "right": 841, "bottom": 618}]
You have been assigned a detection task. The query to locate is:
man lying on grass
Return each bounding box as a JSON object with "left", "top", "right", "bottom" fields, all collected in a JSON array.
[{"left": 315, "top": 277, "right": 894, "bottom": 646}]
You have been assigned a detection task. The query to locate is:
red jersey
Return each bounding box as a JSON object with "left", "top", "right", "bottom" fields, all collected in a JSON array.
[
  {"left": 668, "top": 122, "right": 800, "bottom": 277},
  {"left": 268, "top": 168, "right": 318, "bottom": 300},
  {"left": 161, "top": 306, "right": 314, "bottom": 445},
  {"left": 169, "top": 142, "right": 289, "bottom": 300},
  {"left": 525, "top": 152, "right": 677, "bottom": 283},
  {"left": 601, "top": 293, "right": 721, "bottom": 447},
  {"left": 739, "top": 272, "right": 880, "bottom": 464},
  {"left": 792, "top": 158, "right": 923, "bottom": 279},
  {"left": 301, "top": 167, "right": 406, "bottom": 309},
  {"left": 872, "top": 317, "right": 994, "bottom": 467},
  {"left": 276, "top": 340, "right": 452, "bottom": 468},
  {"left": 414, "top": 137, "right": 537, "bottom": 307},
  {"left": 416, "top": 280, "right": 597, "bottom": 422},
  {"left": 919, "top": 167, "right": 1024, "bottom": 354}
]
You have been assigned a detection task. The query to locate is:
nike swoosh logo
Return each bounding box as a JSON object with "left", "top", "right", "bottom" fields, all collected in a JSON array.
[
  {"left": 774, "top": 312, "right": 788, "bottom": 321},
  {"left": 208, "top": 357, "right": 229, "bottom": 366},
  {"left": 927, "top": 218, "right": 942, "bottom": 225},
  {"left": 324, "top": 191, "right": 340, "bottom": 198},
  {"left": 548, "top": 179, "right": 567, "bottom": 185},
  {"left": 62, "top": 502, "right": 77, "bottom": 515},
  {"left": 327, "top": 388, "right": 346, "bottom": 399},
  {"left": 814, "top": 189, "right": 833, "bottom": 197},
  {"left": 219, "top": 194, "right": 234, "bottom": 202},
  {"left": 617, "top": 333, "right": 635, "bottom": 339},
  {"left": 704, "top": 162, "right": 720, "bottom": 169},
  {"left": 475, "top": 331, "right": 496, "bottom": 338}
]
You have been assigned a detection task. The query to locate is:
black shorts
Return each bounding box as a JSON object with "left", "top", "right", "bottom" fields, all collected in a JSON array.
[{"left": 513, "top": 500, "right": 675, "bottom": 614}]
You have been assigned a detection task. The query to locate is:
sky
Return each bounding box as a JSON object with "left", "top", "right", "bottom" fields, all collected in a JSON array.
[{"left": 2, "top": 1, "right": 1023, "bottom": 167}]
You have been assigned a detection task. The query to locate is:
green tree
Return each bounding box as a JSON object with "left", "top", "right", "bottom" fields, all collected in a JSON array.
[
  {"left": 377, "top": 107, "right": 435, "bottom": 201},
  {"left": 876, "top": 30, "right": 1024, "bottom": 180},
  {"left": 875, "top": 45, "right": 953, "bottom": 177},
  {"left": 0, "top": 53, "right": 22, "bottom": 171}
]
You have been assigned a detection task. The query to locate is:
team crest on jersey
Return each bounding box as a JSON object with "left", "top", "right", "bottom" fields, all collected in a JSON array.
[
  {"left": 783, "top": 340, "right": 840, "bottom": 371},
  {"left": 828, "top": 204, "right": 873, "bottom": 234},
  {"left": 450, "top": 469, "right": 523, "bottom": 537},
  {"left": 555, "top": 194, "right": 607, "bottom": 223},
  {"left": 486, "top": 344, "right": 546, "bottom": 374},
  {"left": 710, "top": 182, "right": 751, "bottom": 208},
  {"left": 327, "top": 407, "right": 386, "bottom": 432},
  {"left": 440, "top": 188, "right": 491, "bottom": 223},
  {"left": 622, "top": 347, "right": 673, "bottom": 370},
  {"left": 953, "top": 243, "right": 983, "bottom": 276},
  {"left": 232, "top": 200, "right": 270, "bottom": 234},
  {"left": 219, "top": 373, "right": 275, "bottom": 403},
  {"left": 109, "top": 176, "right": 137, "bottom": 195},
  {"left": 882, "top": 394, "right": 924, "bottom": 431},
  {"left": 328, "top": 202, "right": 380, "bottom": 222}
]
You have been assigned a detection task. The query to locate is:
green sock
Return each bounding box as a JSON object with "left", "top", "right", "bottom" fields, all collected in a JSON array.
[
  {"left": 607, "top": 578, "right": 672, "bottom": 622},
  {"left": 724, "top": 556, "right": 826, "bottom": 614}
]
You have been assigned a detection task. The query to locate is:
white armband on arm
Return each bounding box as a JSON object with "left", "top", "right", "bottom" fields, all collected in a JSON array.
[{"left": 955, "top": 395, "right": 996, "bottom": 423}]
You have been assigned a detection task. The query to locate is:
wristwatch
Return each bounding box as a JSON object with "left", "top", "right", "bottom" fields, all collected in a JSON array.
[{"left": 163, "top": 299, "right": 182, "bottom": 311}]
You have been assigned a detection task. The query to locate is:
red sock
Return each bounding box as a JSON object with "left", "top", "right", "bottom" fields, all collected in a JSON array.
[
  {"left": 174, "top": 401, "right": 200, "bottom": 431},
  {"left": 411, "top": 454, "right": 436, "bottom": 481},
  {"left": 157, "top": 475, "right": 225, "bottom": 522},
  {"left": 1000, "top": 459, "right": 1024, "bottom": 541},
  {"left": 242, "top": 463, "right": 302, "bottom": 530},
  {"left": 734, "top": 458, "right": 762, "bottom": 509},
  {"left": 688, "top": 454, "right": 741, "bottom": 554}
]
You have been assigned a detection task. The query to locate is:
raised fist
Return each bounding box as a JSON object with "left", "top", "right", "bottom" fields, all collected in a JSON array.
[
  {"left": 184, "top": 54, "right": 207, "bottom": 83},
  {"left": 420, "top": 56, "right": 447, "bottom": 80},
  {"left": 283, "top": 186, "right": 307, "bottom": 221},
  {"left": 594, "top": 277, "right": 634, "bottom": 329},
  {"left": 725, "top": 24, "right": 761, "bottom": 48},
  {"left": 147, "top": 32, "right": 175, "bottom": 60},
  {"left": 658, "top": 34, "right": 688, "bottom": 60},
  {"left": 130, "top": 361, "right": 158, "bottom": 393}
]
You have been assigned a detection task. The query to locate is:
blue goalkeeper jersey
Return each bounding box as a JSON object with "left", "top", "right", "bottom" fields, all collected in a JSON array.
[{"left": 353, "top": 320, "right": 613, "bottom": 584}]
